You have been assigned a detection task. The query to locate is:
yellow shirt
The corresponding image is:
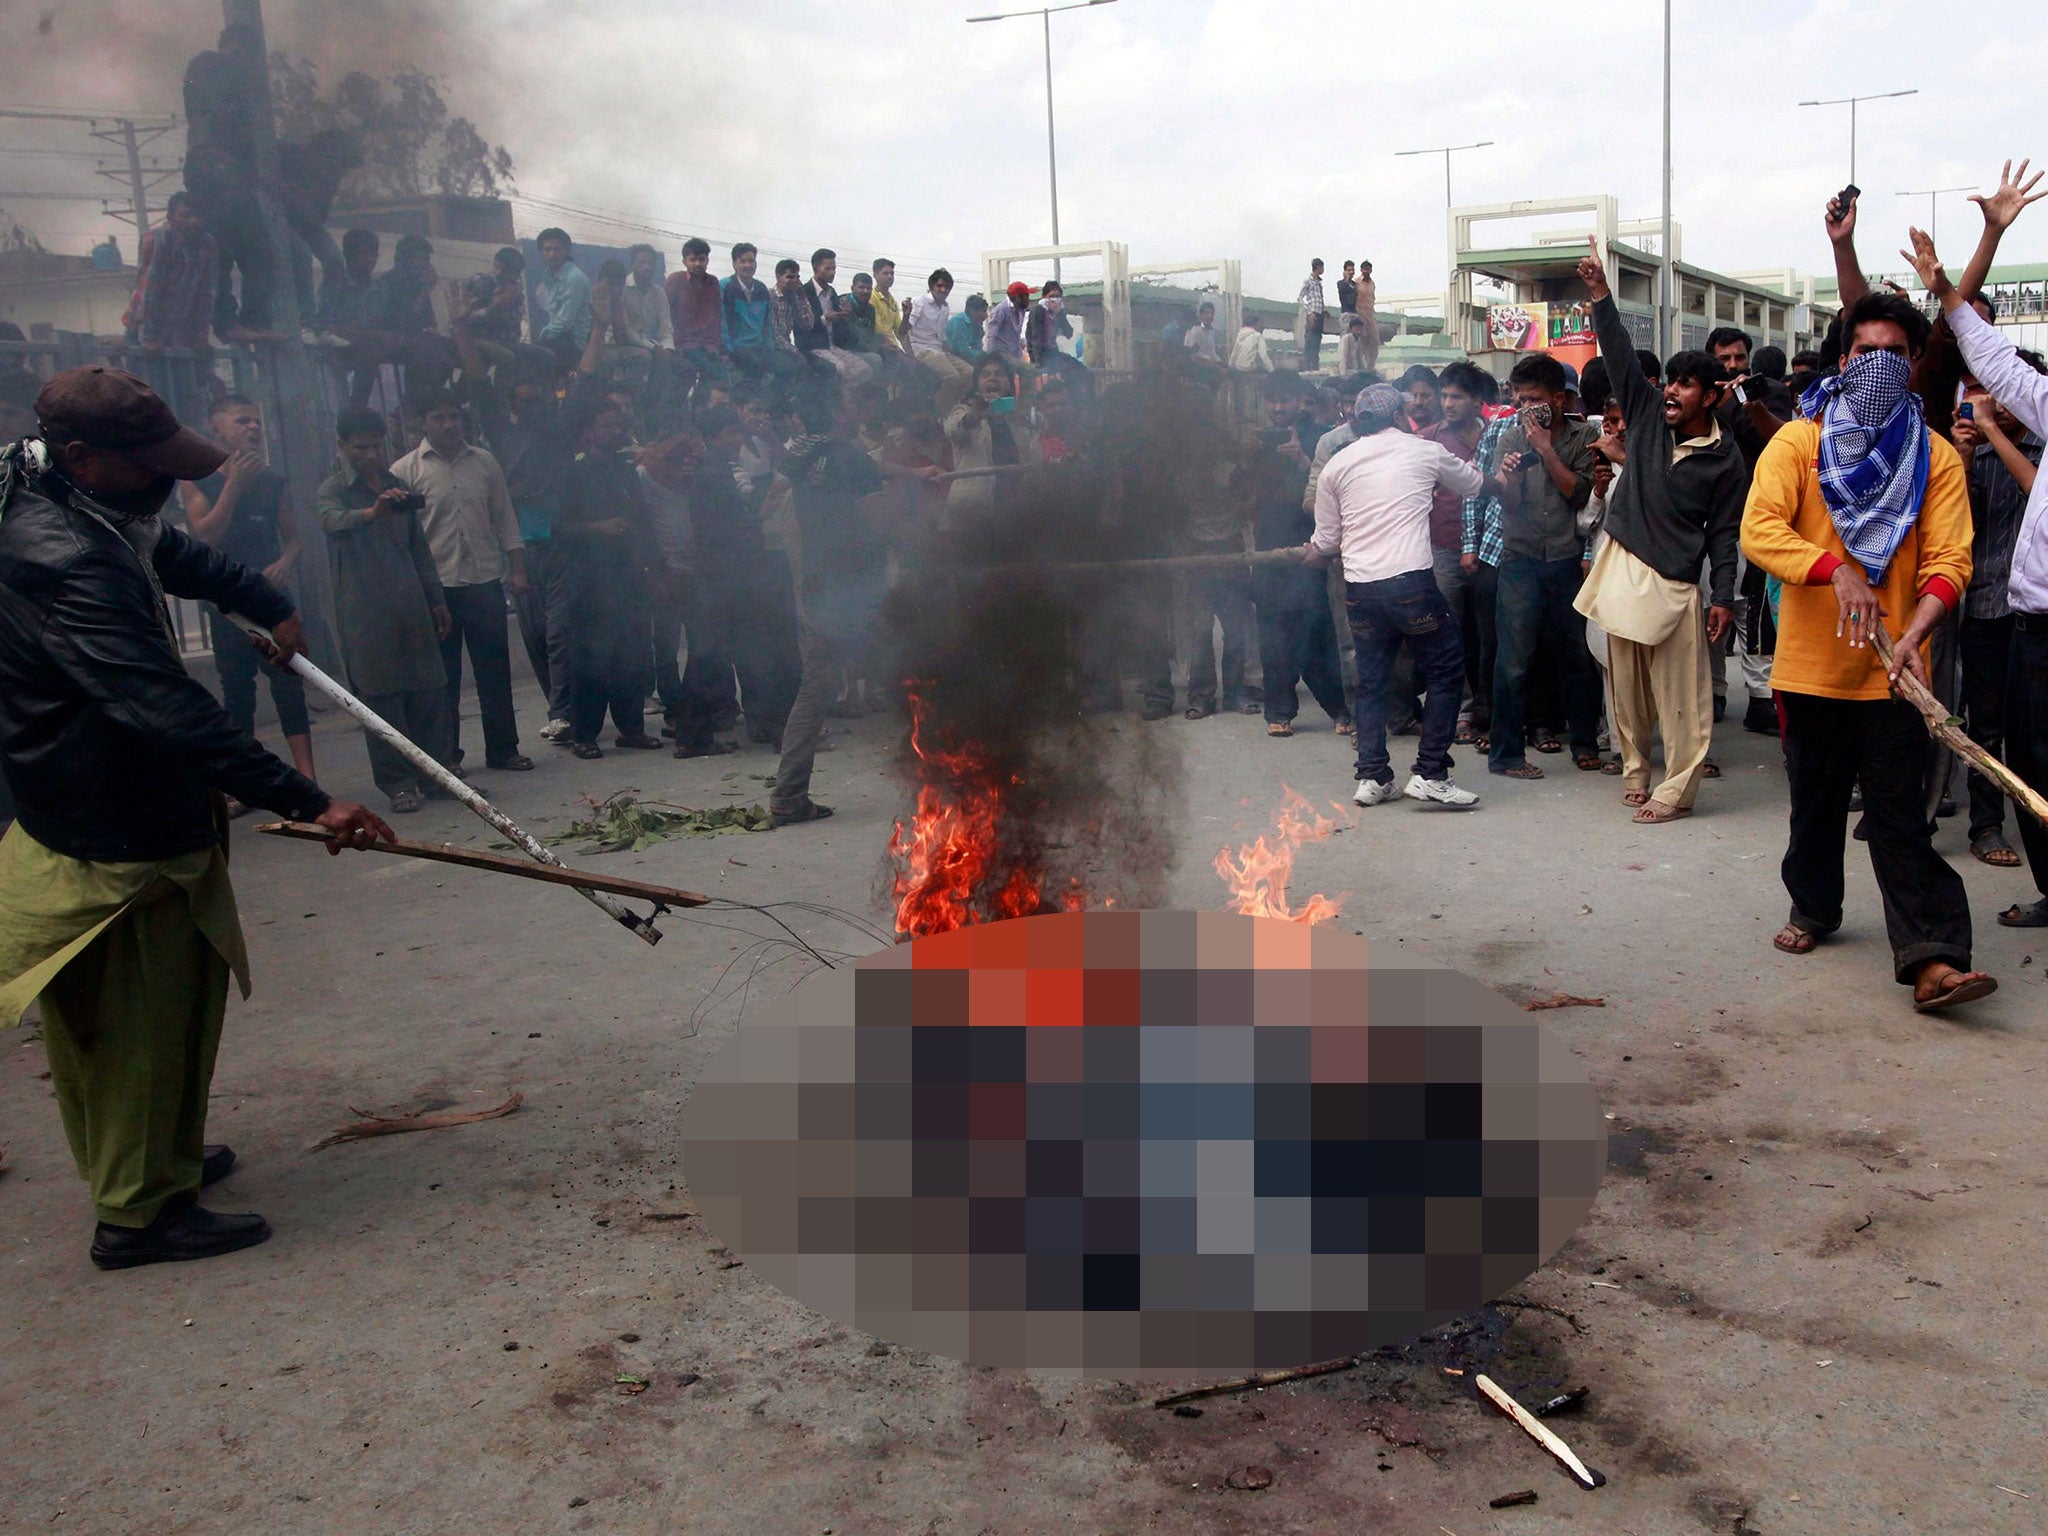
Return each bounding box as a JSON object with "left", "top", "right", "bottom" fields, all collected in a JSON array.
[
  {"left": 1739, "top": 418, "right": 1971, "bottom": 701},
  {"left": 870, "top": 288, "right": 905, "bottom": 348}
]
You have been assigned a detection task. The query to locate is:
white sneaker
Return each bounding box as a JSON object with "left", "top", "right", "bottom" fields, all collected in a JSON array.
[
  {"left": 1353, "top": 777, "right": 1399, "bottom": 807},
  {"left": 539, "top": 717, "right": 571, "bottom": 742},
  {"left": 1404, "top": 774, "right": 1480, "bottom": 809}
]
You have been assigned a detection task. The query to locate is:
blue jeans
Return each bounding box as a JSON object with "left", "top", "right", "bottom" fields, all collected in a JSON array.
[
  {"left": 1489, "top": 555, "right": 1601, "bottom": 770},
  {"left": 1344, "top": 568, "right": 1465, "bottom": 785}
]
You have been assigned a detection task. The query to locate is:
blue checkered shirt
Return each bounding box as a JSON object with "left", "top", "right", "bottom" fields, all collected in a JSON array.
[{"left": 1461, "top": 414, "right": 1514, "bottom": 565}]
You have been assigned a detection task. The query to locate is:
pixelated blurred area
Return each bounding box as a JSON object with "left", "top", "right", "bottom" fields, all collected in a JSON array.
[{"left": 683, "top": 910, "right": 1605, "bottom": 1377}]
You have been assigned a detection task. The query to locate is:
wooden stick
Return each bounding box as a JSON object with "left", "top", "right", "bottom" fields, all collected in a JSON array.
[
  {"left": 1473, "top": 1373, "right": 1599, "bottom": 1489},
  {"left": 1152, "top": 1354, "right": 1361, "bottom": 1407},
  {"left": 253, "top": 822, "right": 713, "bottom": 908},
  {"left": 219, "top": 615, "right": 662, "bottom": 944},
  {"left": 1873, "top": 628, "right": 2048, "bottom": 830}
]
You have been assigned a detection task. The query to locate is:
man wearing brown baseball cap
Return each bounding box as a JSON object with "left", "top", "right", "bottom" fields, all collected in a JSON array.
[{"left": 0, "top": 365, "right": 394, "bottom": 1270}]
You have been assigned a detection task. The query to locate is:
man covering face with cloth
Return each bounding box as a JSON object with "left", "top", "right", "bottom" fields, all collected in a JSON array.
[
  {"left": 0, "top": 366, "right": 391, "bottom": 1269},
  {"left": 1741, "top": 293, "right": 1995, "bottom": 1013}
]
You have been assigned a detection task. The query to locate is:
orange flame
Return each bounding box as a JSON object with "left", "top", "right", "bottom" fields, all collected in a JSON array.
[
  {"left": 889, "top": 683, "right": 1076, "bottom": 936},
  {"left": 1213, "top": 785, "right": 1351, "bottom": 924}
]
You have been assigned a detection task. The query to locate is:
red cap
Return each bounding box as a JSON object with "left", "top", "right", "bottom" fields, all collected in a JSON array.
[
  {"left": 1007, "top": 281, "right": 1032, "bottom": 301},
  {"left": 35, "top": 365, "right": 228, "bottom": 481}
]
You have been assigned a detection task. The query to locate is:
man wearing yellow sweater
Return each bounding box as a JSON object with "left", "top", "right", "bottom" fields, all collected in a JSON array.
[{"left": 1741, "top": 290, "right": 1996, "bottom": 1013}]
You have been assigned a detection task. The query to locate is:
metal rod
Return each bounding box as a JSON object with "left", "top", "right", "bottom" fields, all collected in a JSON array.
[
  {"left": 966, "top": 548, "right": 1308, "bottom": 578},
  {"left": 221, "top": 617, "right": 662, "bottom": 944},
  {"left": 254, "top": 821, "right": 715, "bottom": 907}
]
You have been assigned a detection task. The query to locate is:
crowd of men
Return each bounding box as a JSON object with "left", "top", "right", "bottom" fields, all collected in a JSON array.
[
  {"left": 145, "top": 183, "right": 2048, "bottom": 957},
  {"left": 7, "top": 145, "right": 2048, "bottom": 1263}
]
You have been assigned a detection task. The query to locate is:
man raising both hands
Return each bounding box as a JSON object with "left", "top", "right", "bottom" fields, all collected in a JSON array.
[{"left": 1903, "top": 158, "right": 2048, "bottom": 930}]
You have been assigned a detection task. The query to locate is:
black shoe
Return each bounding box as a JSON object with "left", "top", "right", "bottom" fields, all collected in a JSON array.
[
  {"left": 1936, "top": 796, "right": 1957, "bottom": 819},
  {"left": 1713, "top": 696, "right": 1727, "bottom": 723},
  {"left": 91, "top": 1197, "right": 271, "bottom": 1271},
  {"left": 201, "top": 1144, "right": 236, "bottom": 1187},
  {"left": 1742, "top": 698, "right": 1779, "bottom": 736},
  {"left": 486, "top": 754, "right": 535, "bottom": 772}
]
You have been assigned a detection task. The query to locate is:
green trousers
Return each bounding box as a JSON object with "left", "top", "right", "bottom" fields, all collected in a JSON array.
[{"left": 39, "top": 878, "right": 230, "bottom": 1227}]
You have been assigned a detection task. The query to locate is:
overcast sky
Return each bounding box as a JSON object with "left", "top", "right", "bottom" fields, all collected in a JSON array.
[{"left": 5, "top": 0, "right": 2044, "bottom": 305}]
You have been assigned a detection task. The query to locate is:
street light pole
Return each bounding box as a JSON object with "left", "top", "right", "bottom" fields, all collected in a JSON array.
[
  {"left": 1394, "top": 140, "right": 1495, "bottom": 208},
  {"left": 1660, "top": 0, "right": 1672, "bottom": 356},
  {"left": 967, "top": 0, "right": 1118, "bottom": 281},
  {"left": 1797, "top": 89, "right": 1918, "bottom": 186},
  {"left": 1896, "top": 185, "right": 1973, "bottom": 245}
]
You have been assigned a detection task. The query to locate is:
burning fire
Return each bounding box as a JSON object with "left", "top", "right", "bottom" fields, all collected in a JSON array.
[
  {"left": 1213, "top": 786, "right": 1351, "bottom": 924},
  {"left": 890, "top": 684, "right": 1072, "bottom": 937}
]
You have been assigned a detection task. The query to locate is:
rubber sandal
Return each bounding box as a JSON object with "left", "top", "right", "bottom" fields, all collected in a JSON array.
[
  {"left": 1623, "top": 790, "right": 1650, "bottom": 807},
  {"left": 389, "top": 787, "right": 422, "bottom": 814},
  {"left": 570, "top": 741, "right": 603, "bottom": 760},
  {"left": 1533, "top": 735, "right": 1563, "bottom": 754},
  {"left": 1183, "top": 705, "right": 1214, "bottom": 721},
  {"left": 1970, "top": 832, "right": 2022, "bottom": 867},
  {"left": 1492, "top": 762, "right": 1544, "bottom": 780},
  {"left": 1454, "top": 723, "right": 1477, "bottom": 745},
  {"left": 770, "top": 799, "right": 835, "bottom": 827},
  {"left": 1334, "top": 718, "right": 1356, "bottom": 736},
  {"left": 1574, "top": 752, "right": 1605, "bottom": 771},
  {"left": 1773, "top": 924, "right": 1819, "bottom": 955},
  {"left": 1997, "top": 899, "right": 2048, "bottom": 928},
  {"left": 1913, "top": 972, "right": 1998, "bottom": 1013},
  {"left": 1267, "top": 722, "right": 1294, "bottom": 737},
  {"left": 1600, "top": 758, "right": 1624, "bottom": 775},
  {"left": 1702, "top": 759, "right": 1722, "bottom": 778},
  {"left": 1632, "top": 800, "right": 1692, "bottom": 824}
]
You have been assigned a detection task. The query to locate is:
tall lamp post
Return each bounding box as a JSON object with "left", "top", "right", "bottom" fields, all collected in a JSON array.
[
  {"left": 1797, "top": 89, "right": 1918, "bottom": 185},
  {"left": 966, "top": 0, "right": 1118, "bottom": 279},
  {"left": 1394, "top": 140, "right": 1495, "bottom": 208},
  {"left": 1896, "top": 185, "right": 1974, "bottom": 244}
]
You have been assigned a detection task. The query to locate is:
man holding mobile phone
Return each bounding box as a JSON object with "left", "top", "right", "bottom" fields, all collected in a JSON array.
[{"left": 317, "top": 405, "right": 455, "bottom": 812}]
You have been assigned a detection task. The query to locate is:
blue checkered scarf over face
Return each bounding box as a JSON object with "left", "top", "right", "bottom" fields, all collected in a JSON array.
[{"left": 1797, "top": 349, "right": 1929, "bottom": 584}]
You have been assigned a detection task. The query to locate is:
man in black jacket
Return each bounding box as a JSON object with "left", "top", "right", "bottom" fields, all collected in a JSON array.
[
  {"left": 0, "top": 366, "right": 389, "bottom": 1269},
  {"left": 1575, "top": 242, "right": 1748, "bottom": 824}
]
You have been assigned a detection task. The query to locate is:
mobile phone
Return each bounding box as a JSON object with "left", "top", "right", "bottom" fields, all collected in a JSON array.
[
  {"left": 1836, "top": 183, "right": 1860, "bottom": 214},
  {"left": 1957, "top": 400, "right": 1975, "bottom": 420},
  {"left": 1733, "top": 379, "right": 1751, "bottom": 405},
  {"left": 393, "top": 489, "right": 426, "bottom": 513}
]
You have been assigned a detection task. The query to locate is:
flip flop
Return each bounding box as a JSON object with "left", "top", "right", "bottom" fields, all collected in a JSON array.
[
  {"left": 1533, "top": 735, "right": 1564, "bottom": 754},
  {"left": 1997, "top": 899, "right": 2048, "bottom": 928},
  {"left": 1267, "top": 722, "right": 1295, "bottom": 738},
  {"left": 1454, "top": 723, "right": 1477, "bottom": 745},
  {"left": 1971, "top": 832, "right": 2023, "bottom": 868},
  {"left": 1334, "top": 718, "right": 1356, "bottom": 736},
  {"left": 1913, "top": 972, "right": 1999, "bottom": 1013},
  {"left": 1773, "top": 924, "right": 1819, "bottom": 955},
  {"left": 1632, "top": 800, "right": 1692, "bottom": 825},
  {"left": 1702, "top": 760, "right": 1722, "bottom": 778},
  {"left": 1600, "top": 758, "right": 1624, "bottom": 775},
  {"left": 1623, "top": 790, "right": 1650, "bottom": 807},
  {"left": 1574, "top": 752, "right": 1605, "bottom": 771}
]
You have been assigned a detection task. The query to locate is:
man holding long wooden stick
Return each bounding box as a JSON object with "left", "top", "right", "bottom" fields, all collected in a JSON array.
[
  {"left": 1740, "top": 288, "right": 1996, "bottom": 1012},
  {"left": 0, "top": 366, "right": 393, "bottom": 1269},
  {"left": 1900, "top": 158, "right": 2048, "bottom": 929}
]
